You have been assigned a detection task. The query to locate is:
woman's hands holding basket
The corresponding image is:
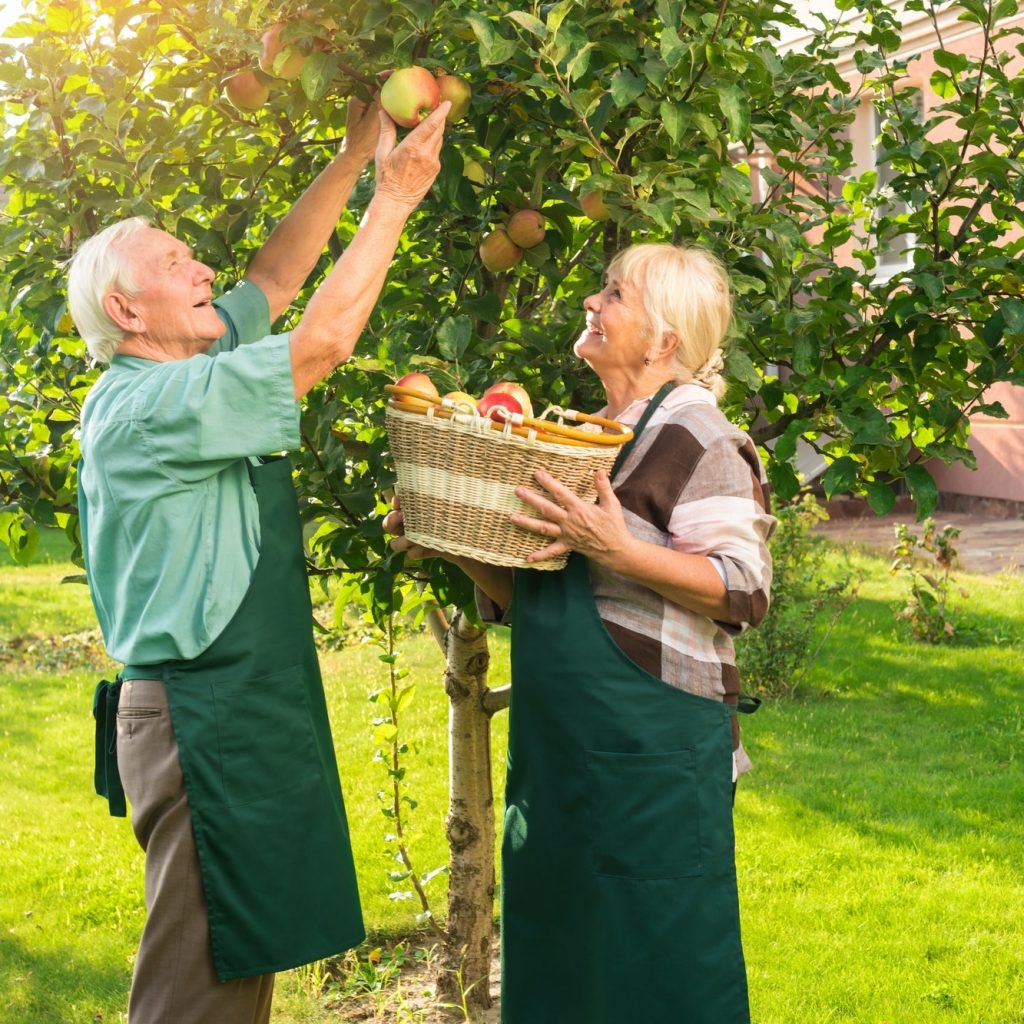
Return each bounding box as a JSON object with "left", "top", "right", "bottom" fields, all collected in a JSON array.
[{"left": 512, "top": 468, "right": 635, "bottom": 570}]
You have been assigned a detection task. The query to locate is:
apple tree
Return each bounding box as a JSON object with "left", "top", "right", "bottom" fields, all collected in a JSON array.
[{"left": 3, "top": 0, "right": 1024, "bottom": 1008}]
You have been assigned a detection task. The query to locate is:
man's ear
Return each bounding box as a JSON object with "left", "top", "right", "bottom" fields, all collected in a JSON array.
[{"left": 103, "top": 292, "right": 144, "bottom": 335}]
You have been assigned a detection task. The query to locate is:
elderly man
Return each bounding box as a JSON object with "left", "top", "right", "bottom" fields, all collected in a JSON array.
[{"left": 70, "top": 98, "right": 448, "bottom": 1024}]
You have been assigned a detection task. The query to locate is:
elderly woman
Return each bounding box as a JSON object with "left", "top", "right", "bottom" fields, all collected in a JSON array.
[{"left": 387, "top": 242, "right": 774, "bottom": 1024}]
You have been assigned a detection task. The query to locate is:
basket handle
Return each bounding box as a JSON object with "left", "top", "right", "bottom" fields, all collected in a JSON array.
[{"left": 385, "top": 385, "right": 633, "bottom": 448}]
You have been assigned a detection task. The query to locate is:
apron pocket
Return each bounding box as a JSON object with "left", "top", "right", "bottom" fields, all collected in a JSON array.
[
  {"left": 585, "top": 748, "right": 703, "bottom": 879},
  {"left": 212, "top": 668, "right": 322, "bottom": 806}
]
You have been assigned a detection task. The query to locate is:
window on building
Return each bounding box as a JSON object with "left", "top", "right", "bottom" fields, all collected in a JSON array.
[{"left": 871, "top": 91, "right": 925, "bottom": 275}]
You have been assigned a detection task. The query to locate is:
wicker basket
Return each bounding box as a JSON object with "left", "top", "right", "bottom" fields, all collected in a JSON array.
[{"left": 385, "top": 387, "right": 633, "bottom": 570}]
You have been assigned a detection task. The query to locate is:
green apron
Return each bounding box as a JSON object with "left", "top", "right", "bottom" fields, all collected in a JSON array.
[
  {"left": 96, "top": 455, "right": 364, "bottom": 981},
  {"left": 500, "top": 386, "right": 751, "bottom": 1023}
]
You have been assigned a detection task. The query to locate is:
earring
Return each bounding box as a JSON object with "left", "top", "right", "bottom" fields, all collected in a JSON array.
[{"left": 643, "top": 356, "right": 652, "bottom": 366}]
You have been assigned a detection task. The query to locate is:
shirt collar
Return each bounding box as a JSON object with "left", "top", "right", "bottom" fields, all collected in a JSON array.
[{"left": 610, "top": 383, "right": 717, "bottom": 426}]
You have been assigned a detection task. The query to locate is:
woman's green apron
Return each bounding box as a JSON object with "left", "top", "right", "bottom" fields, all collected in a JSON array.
[
  {"left": 501, "top": 385, "right": 751, "bottom": 1023},
  {"left": 95, "top": 455, "right": 364, "bottom": 981}
]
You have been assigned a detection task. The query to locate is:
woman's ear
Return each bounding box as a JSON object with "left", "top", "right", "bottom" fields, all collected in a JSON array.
[{"left": 656, "top": 330, "right": 679, "bottom": 361}]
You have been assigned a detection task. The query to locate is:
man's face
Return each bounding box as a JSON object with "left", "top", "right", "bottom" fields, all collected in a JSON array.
[{"left": 116, "top": 228, "right": 226, "bottom": 352}]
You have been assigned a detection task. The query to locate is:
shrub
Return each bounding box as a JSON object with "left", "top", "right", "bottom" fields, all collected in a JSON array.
[
  {"left": 889, "top": 518, "right": 964, "bottom": 643},
  {"left": 736, "top": 493, "right": 859, "bottom": 699}
]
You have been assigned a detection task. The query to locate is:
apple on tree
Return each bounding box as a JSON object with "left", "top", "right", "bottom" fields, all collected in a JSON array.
[
  {"left": 225, "top": 70, "right": 271, "bottom": 112},
  {"left": 436, "top": 73, "right": 472, "bottom": 122},
  {"left": 579, "top": 190, "right": 610, "bottom": 221},
  {"left": 505, "top": 208, "right": 546, "bottom": 249},
  {"left": 479, "top": 229, "right": 523, "bottom": 273},
  {"left": 380, "top": 66, "right": 440, "bottom": 128},
  {"left": 259, "top": 23, "right": 308, "bottom": 81}
]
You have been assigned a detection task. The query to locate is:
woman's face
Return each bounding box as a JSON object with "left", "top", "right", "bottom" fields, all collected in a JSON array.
[{"left": 573, "top": 270, "right": 652, "bottom": 377}]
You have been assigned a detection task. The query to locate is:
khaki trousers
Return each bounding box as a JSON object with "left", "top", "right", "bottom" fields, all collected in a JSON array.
[{"left": 116, "top": 679, "right": 275, "bottom": 1024}]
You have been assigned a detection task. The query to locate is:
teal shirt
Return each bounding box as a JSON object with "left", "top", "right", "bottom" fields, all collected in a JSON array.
[{"left": 78, "top": 281, "right": 301, "bottom": 665}]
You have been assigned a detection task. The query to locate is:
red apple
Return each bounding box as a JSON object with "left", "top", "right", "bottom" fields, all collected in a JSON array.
[
  {"left": 506, "top": 208, "right": 546, "bottom": 249},
  {"left": 476, "top": 391, "right": 524, "bottom": 422},
  {"left": 479, "top": 229, "right": 523, "bottom": 272},
  {"left": 482, "top": 381, "right": 533, "bottom": 419},
  {"left": 436, "top": 73, "right": 471, "bottom": 122},
  {"left": 259, "top": 23, "right": 308, "bottom": 81},
  {"left": 381, "top": 66, "right": 440, "bottom": 128},
  {"left": 225, "top": 71, "right": 271, "bottom": 112},
  {"left": 394, "top": 372, "right": 439, "bottom": 409},
  {"left": 579, "top": 190, "right": 610, "bottom": 220}
]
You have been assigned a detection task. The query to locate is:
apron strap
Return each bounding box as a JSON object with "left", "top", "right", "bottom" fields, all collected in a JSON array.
[
  {"left": 92, "top": 678, "right": 127, "bottom": 818},
  {"left": 611, "top": 381, "right": 677, "bottom": 477}
]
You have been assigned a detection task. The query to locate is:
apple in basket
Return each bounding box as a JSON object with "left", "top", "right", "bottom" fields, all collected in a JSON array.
[
  {"left": 481, "top": 381, "right": 533, "bottom": 419},
  {"left": 442, "top": 390, "right": 478, "bottom": 412},
  {"left": 394, "top": 372, "right": 439, "bottom": 409},
  {"left": 476, "top": 390, "right": 524, "bottom": 422}
]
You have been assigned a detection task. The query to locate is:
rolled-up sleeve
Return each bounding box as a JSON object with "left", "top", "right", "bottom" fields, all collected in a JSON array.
[{"left": 668, "top": 436, "right": 775, "bottom": 630}]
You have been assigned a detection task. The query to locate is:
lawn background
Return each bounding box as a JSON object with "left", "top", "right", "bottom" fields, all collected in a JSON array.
[{"left": 1, "top": 531, "right": 1022, "bottom": 1022}]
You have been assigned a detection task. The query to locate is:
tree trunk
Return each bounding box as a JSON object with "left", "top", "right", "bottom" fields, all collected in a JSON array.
[{"left": 435, "top": 609, "right": 496, "bottom": 1012}]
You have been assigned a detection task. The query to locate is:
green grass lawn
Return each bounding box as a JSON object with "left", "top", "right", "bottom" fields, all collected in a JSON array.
[{"left": 1, "top": 535, "right": 1022, "bottom": 1023}]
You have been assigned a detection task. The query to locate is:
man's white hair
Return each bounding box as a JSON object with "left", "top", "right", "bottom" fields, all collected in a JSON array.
[{"left": 66, "top": 216, "right": 151, "bottom": 364}]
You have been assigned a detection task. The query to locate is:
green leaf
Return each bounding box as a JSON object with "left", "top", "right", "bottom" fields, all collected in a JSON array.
[
  {"left": 905, "top": 464, "right": 939, "bottom": 519},
  {"left": 660, "top": 100, "right": 687, "bottom": 143},
  {"left": 822, "top": 455, "right": 858, "bottom": 498},
  {"left": 716, "top": 82, "right": 749, "bottom": 141},
  {"left": 436, "top": 316, "right": 473, "bottom": 360},
  {"left": 506, "top": 10, "right": 547, "bottom": 37},
  {"left": 865, "top": 480, "right": 897, "bottom": 516},
  {"left": 726, "top": 347, "right": 761, "bottom": 390},
  {"left": 300, "top": 51, "right": 333, "bottom": 102},
  {"left": 610, "top": 69, "right": 645, "bottom": 109},
  {"left": 660, "top": 25, "right": 686, "bottom": 68}
]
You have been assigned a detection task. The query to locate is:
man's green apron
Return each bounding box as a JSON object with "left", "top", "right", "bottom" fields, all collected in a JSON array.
[
  {"left": 96, "top": 455, "right": 364, "bottom": 981},
  {"left": 500, "top": 386, "right": 751, "bottom": 1023}
]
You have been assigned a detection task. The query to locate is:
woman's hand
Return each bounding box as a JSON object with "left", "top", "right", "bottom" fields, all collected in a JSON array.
[
  {"left": 381, "top": 495, "right": 443, "bottom": 560},
  {"left": 511, "top": 469, "right": 635, "bottom": 569},
  {"left": 382, "top": 495, "right": 516, "bottom": 608}
]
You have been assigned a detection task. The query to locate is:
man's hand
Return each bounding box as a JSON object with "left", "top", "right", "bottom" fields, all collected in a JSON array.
[
  {"left": 373, "top": 102, "right": 450, "bottom": 208},
  {"left": 342, "top": 97, "right": 381, "bottom": 169}
]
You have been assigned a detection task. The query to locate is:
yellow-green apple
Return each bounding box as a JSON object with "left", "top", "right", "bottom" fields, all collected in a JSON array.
[
  {"left": 442, "top": 390, "right": 478, "bottom": 412},
  {"left": 436, "top": 73, "right": 471, "bottom": 122},
  {"left": 579, "top": 190, "right": 610, "bottom": 220},
  {"left": 225, "top": 71, "right": 271, "bottom": 111},
  {"left": 259, "top": 23, "right": 307, "bottom": 80},
  {"left": 394, "top": 371, "right": 439, "bottom": 409},
  {"left": 482, "top": 381, "right": 533, "bottom": 418},
  {"left": 479, "top": 229, "right": 523, "bottom": 272},
  {"left": 476, "top": 390, "right": 524, "bottom": 422},
  {"left": 381, "top": 66, "right": 440, "bottom": 128},
  {"left": 463, "top": 158, "right": 487, "bottom": 188},
  {"left": 506, "top": 208, "right": 546, "bottom": 249}
]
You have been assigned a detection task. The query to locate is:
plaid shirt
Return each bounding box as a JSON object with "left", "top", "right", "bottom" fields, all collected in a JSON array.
[
  {"left": 590, "top": 386, "right": 775, "bottom": 772},
  {"left": 485, "top": 385, "right": 775, "bottom": 773}
]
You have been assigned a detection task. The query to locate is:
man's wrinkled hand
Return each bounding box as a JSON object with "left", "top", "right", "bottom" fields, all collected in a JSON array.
[
  {"left": 343, "top": 97, "right": 382, "bottom": 168},
  {"left": 374, "top": 102, "right": 449, "bottom": 208}
]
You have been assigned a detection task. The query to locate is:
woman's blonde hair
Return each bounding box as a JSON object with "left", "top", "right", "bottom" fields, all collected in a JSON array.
[
  {"left": 66, "top": 216, "right": 150, "bottom": 364},
  {"left": 608, "top": 242, "right": 732, "bottom": 398}
]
